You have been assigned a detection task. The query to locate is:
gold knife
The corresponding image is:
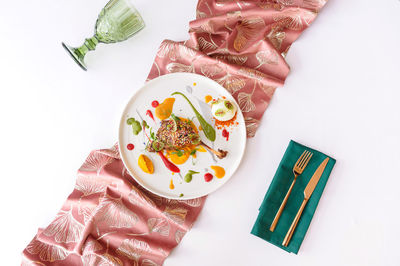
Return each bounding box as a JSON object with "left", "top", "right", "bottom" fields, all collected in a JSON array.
[{"left": 282, "top": 157, "right": 329, "bottom": 247}]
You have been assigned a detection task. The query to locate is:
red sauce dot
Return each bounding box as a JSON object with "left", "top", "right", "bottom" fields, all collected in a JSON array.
[
  {"left": 222, "top": 129, "right": 229, "bottom": 141},
  {"left": 151, "top": 100, "right": 159, "bottom": 108},
  {"left": 204, "top": 173, "right": 213, "bottom": 182},
  {"left": 127, "top": 143, "right": 134, "bottom": 150},
  {"left": 146, "top": 109, "right": 155, "bottom": 121}
]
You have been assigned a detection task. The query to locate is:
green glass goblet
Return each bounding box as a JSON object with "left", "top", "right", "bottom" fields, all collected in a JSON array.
[{"left": 62, "top": 0, "right": 145, "bottom": 71}]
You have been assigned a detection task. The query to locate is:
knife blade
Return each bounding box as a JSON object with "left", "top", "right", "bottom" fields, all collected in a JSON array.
[{"left": 304, "top": 157, "right": 329, "bottom": 199}]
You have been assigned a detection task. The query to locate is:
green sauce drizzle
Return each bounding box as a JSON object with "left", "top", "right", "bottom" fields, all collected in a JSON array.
[
  {"left": 172, "top": 92, "right": 216, "bottom": 142},
  {"left": 127, "top": 117, "right": 142, "bottom": 135},
  {"left": 184, "top": 170, "right": 199, "bottom": 183}
]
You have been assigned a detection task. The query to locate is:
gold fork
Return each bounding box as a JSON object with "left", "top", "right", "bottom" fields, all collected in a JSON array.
[{"left": 269, "top": 150, "right": 313, "bottom": 232}]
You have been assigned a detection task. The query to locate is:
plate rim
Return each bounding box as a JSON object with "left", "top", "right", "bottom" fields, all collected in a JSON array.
[{"left": 118, "top": 72, "right": 247, "bottom": 199}]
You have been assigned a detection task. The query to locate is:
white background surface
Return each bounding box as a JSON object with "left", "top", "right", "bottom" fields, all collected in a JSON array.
[{"left": 1, "top": 0, "right": 399, "bottom": 265}]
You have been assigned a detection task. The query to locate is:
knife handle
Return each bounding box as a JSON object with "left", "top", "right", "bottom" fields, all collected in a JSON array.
[
  {"left": 282, "top": 198, "right": 308, "bottom": 247},
  {"left": 270, "top": 178, "right": 297, "bottom": 232}
]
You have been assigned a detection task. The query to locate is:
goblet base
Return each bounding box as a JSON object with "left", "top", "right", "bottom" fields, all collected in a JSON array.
[{"left": 62, "top": 42, "right": 87, "bottom": 71}]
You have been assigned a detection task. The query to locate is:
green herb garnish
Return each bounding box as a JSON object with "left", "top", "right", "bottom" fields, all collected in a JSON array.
[
  {"left": 172, "top": 150, "right": 184, "bottom": 157},
  {"left": 170, "top": 113, "right": 180, "bottom": 131},
  {"left": 224, "top": 100, "right": 234, "bottom": 110},
  {"left": 142, "top": 120, "right": 149, "bottom": 129},
  {"left": 171, "top": 113, "right": 181, "bottom": 122},
  {"left": 172, "top": 92, "right": 216, "bottom": 142},
  {"left": 152, "top": 140, "right": 164, "bottom": 152},
  {"left": 150, "top": 128, "right": 155, "bottom": 140},
  {"left": 189, "top": 134, "right": 200, "bottom": 145},
  {"left": 215, "top": 108, "right": 225, "bottom": 117}
]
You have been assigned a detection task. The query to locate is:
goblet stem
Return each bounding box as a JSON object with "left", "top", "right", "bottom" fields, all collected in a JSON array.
[{"left": 62, "top": 36, "right": 99, "bottom": 71}]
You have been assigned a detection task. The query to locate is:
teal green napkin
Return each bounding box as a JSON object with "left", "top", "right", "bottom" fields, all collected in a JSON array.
[{"left": 251, "top": 140, "right": 336, "bottom": 254}]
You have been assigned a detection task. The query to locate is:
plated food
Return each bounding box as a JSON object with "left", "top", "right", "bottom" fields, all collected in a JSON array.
[{"left": 119, "top": 73, "right": 246, "bottom": 199}]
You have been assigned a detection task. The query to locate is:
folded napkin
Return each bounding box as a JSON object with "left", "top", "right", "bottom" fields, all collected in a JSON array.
[{"left": 251, "top": 140, "right": 336, "bottom": 254}]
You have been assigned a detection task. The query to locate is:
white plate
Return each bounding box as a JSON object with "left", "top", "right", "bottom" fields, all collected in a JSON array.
[{"left": 119, "top": 73, "right": 246, "bottom": 199}]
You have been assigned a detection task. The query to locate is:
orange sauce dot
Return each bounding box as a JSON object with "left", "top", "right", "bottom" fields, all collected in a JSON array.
[
  {"left": 210, "top": 165, "right": 225, "bottom": 179},
  {"left": 169, "top": 179, "right": 175, "bottom": 189},
  {"left": 204, "top": 95, "right": 213, "bottom": 103},
  {"left": 193, "top": 82, "right": 197, "bottom": 86},
  {"left": 155, "top": 98, "right": 175, "bottom": 120}
]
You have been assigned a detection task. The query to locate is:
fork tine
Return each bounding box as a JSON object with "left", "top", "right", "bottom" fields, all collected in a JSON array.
[
  {"left": 300, "top": 151, "right": 311, "bottom": 168},
  {"left": 303, "top": 152, "right": 313, "bottom": 168},
  {"left": 297, "top": 151, "right": 309, "bottom": 168},
  {"left": 299, "top": 151, "right": 312, "bottom": 169},
  {"left": 296, "top": 151, "right": 307, "bottom": 166}
]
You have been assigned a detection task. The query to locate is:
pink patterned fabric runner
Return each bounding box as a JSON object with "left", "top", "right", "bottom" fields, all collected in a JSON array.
[
  {"left": 23, "top": 146, "right": 205, "bottom": 265},
  {"left": 148, "top": 0, "right": 327, "bottom": 136},
  {"left": 23, "top": 0, "right": 326, "bottom": 265}
]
